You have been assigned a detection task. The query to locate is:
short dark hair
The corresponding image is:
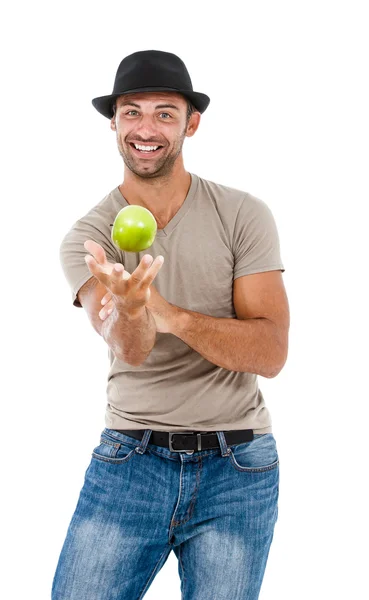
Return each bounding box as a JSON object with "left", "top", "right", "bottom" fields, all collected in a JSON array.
[
  {"left": 185, "top": 100, "right": 196, "bottom": 122},
  {"left": 112, "top": 97, "right": 197, "bottom": 122}
]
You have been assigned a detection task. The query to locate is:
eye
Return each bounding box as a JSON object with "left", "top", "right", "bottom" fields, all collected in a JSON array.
[
  {"left": 159, "top": 113, "right": 171, "bottom": 119},
  {"left": 126, "top": 110, "right": 139, "bottom": 116}
]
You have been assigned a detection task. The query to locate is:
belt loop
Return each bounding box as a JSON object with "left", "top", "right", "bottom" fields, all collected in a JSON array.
[
  {"left": 216, "top": 431, "right": 231, "bottom": 457},
  {"left": 135, "top": 429, "right": 152, "bottom": 454}
]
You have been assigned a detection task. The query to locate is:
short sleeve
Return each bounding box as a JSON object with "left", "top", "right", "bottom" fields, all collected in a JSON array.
[
  {"left": 233, "top": 194, "right": 285, "bottom": 280},
  {"left": 59, "top": 215, "right": 120, "bottom": 308}
]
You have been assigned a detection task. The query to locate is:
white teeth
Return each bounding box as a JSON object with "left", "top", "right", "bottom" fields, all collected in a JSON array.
[{"left": 134, "top": 144, "right": 159, "bottom": 151}]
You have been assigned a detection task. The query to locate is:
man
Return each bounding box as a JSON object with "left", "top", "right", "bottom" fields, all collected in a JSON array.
[{"left": 52, "top": 50, "right": 290, "bottom": 600}]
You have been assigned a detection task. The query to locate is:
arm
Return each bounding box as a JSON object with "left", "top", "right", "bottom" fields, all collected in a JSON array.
[
  {"left": 77, "top": 275, "right": 157, "bottom": 365},
  {"left": 82, "top": 240, "right": 164, "bottom": 366},
  {"left": 101, "top": 305, "right": 157, "bottom": 366},
  {"left": 99, "top": 268, "right": 289, "bottom": 375},
  {"left": 170, "top": 310, "right": 281, "bottom": 377},
  {"left": 168, "top": 270, "right": 290, "bottom": 377}
]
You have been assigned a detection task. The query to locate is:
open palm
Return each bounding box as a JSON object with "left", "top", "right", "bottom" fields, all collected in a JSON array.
[{"left": 83, "top": 239, "right": 164, "bottom": 318}]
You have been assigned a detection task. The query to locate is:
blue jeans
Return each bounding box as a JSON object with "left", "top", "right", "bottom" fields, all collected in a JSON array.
[{"left": 52, "top": 428, "right": 279, "bottom": 600}]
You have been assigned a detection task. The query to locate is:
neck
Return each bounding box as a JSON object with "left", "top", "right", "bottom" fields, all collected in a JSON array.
[{"left": 119, "top": 161, "right": 191, "bottom": 229}]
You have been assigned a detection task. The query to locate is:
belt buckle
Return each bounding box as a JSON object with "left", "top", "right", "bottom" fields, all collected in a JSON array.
[{"left": 168, "top": 431, "right": 195, "bottom": 453}]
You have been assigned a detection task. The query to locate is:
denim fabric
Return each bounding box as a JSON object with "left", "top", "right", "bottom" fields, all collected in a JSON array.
[{"left": 52, "top": 428, "right": 279, "bottom": 599}]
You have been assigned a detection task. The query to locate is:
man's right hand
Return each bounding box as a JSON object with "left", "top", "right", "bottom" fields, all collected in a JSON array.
[{"left": 83, "top": 240, "right": 164, "bottom": 319}]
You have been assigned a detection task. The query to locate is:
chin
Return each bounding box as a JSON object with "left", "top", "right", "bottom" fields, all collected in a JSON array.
[{"left": 130, "top": 165, "right": 164, "bottom": 179}]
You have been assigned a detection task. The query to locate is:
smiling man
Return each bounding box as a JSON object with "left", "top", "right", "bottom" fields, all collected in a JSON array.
[{"left": 52, "top": 50, "right": 290, "bottom": 600}]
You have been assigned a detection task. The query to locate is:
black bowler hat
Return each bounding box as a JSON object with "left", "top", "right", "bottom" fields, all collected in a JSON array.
[{"left": 92, "top": 50, "right": 210, "bottom": 119}]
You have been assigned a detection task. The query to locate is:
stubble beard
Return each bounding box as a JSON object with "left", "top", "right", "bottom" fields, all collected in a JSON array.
[{"left": 117, "top": 126, "right": 187, "bottom": 180}]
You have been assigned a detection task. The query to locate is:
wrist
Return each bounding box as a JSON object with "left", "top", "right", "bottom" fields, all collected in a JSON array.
[{"left": 114, "top": 303, "right": 148, "bottom": 322}]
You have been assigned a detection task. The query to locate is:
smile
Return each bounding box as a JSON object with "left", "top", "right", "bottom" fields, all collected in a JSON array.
[{"left": 129, "top": 143, "right": 164, "bottom": 157}]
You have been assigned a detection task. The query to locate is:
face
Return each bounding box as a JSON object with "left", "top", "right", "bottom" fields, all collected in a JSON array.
[{"left": 110, "top": 92, "right": 200, "bottom": 179}]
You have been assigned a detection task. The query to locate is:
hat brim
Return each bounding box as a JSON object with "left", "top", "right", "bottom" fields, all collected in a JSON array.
[{"left": 92, "top": 87, "right": 210, "bottom": 119}]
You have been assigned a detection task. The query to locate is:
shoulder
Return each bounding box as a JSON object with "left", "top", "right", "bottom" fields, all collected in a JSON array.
[
  {"left": 195, "top": 173, "right": 271, "bottom": 219},
  {"left": 61, "top": 187, "right": 123, "bottom": 242},
  {"left": 196, "top": 174, "right": 246, "bottom": 199},
  {"left": 78, "top": 186, "right": 124, "bottom": 226}
]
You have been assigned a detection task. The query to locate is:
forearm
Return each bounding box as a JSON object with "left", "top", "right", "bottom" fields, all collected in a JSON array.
[
  {"left": 102, "top": 306, "right": 157, "bottom": 366},
  {"left": 170, "top": 309, "right": 285, "bottom": 377}
]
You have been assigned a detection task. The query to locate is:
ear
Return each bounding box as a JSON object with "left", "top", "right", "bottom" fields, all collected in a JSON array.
[
  {"left": 186, "top": 112, "right": 201, "bottom": 138},
  {"left": 110, "top": 117, "right": 116, "bottom": 132}
]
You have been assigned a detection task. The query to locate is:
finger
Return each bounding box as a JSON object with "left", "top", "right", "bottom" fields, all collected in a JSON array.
[
  {"left": 84, "top": 255, "right": 112, "bottom": 287},
  {"left": 99, "top": 299, "right": 114, "bottom": 320},
  {"left": 84, "top": 240, "right": 108, "bottom": 265},
  {"left": 101, "top": 291, "right": 112, "bottom": 305},
  {"left": 130, "top": 255, "right": 163, "bottom": 286},
  {"left": 140, "top": 255, "right": 165, "bottom": 286},
  {"left": 84, "top": 254, "right": 98, "bottom": 273},
  {"left": 108, "top": 263, "right": 128, "bottom": 291}
]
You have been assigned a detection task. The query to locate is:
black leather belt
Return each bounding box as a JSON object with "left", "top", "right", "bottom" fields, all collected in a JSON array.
[{"left": 113, "top": 429, "right": 254, "bottom": 452}]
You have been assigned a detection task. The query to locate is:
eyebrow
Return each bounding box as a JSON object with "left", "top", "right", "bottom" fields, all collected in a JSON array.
[{"left": 120, "top": 101, "right": 180, "bottom": 111}]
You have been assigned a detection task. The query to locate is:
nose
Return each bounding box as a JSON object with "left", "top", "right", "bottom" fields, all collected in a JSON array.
[{"left": 132, "top": 113, "right": 161, "bottom": 141}]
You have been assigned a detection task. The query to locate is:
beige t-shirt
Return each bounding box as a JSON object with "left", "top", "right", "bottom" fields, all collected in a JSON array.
[{"left": 59, "top": 173, "right": 285, "bottom": 433}]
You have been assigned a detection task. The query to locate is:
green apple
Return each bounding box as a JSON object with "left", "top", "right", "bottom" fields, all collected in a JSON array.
[{"left": 111, "top": 205, "right": 157, "bottom": 252}]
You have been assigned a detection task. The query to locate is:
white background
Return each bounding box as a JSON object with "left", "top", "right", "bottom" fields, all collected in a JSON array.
[{"left": 1, "top": 1, "right": 368, "bottom": 598}]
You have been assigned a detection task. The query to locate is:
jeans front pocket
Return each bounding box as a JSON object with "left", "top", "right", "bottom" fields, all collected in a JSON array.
[
  {"left": 92, "top": 432, "right": 137, "bottom": 465},
  {"left": 228, "top": 433, "right": 279, "bottom": 473}
]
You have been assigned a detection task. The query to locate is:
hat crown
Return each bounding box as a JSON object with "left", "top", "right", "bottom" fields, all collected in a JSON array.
[
  {"left": 112, "top": 50, "right": 193, "bottom": 95},
  {"left": 91, "top": 49, "right": 210, "bottom": 119}
]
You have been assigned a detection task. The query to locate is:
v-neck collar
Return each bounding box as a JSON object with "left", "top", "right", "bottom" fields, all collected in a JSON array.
[{"left": 112, "top": 173, "right": 198, "bottom": 237}]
